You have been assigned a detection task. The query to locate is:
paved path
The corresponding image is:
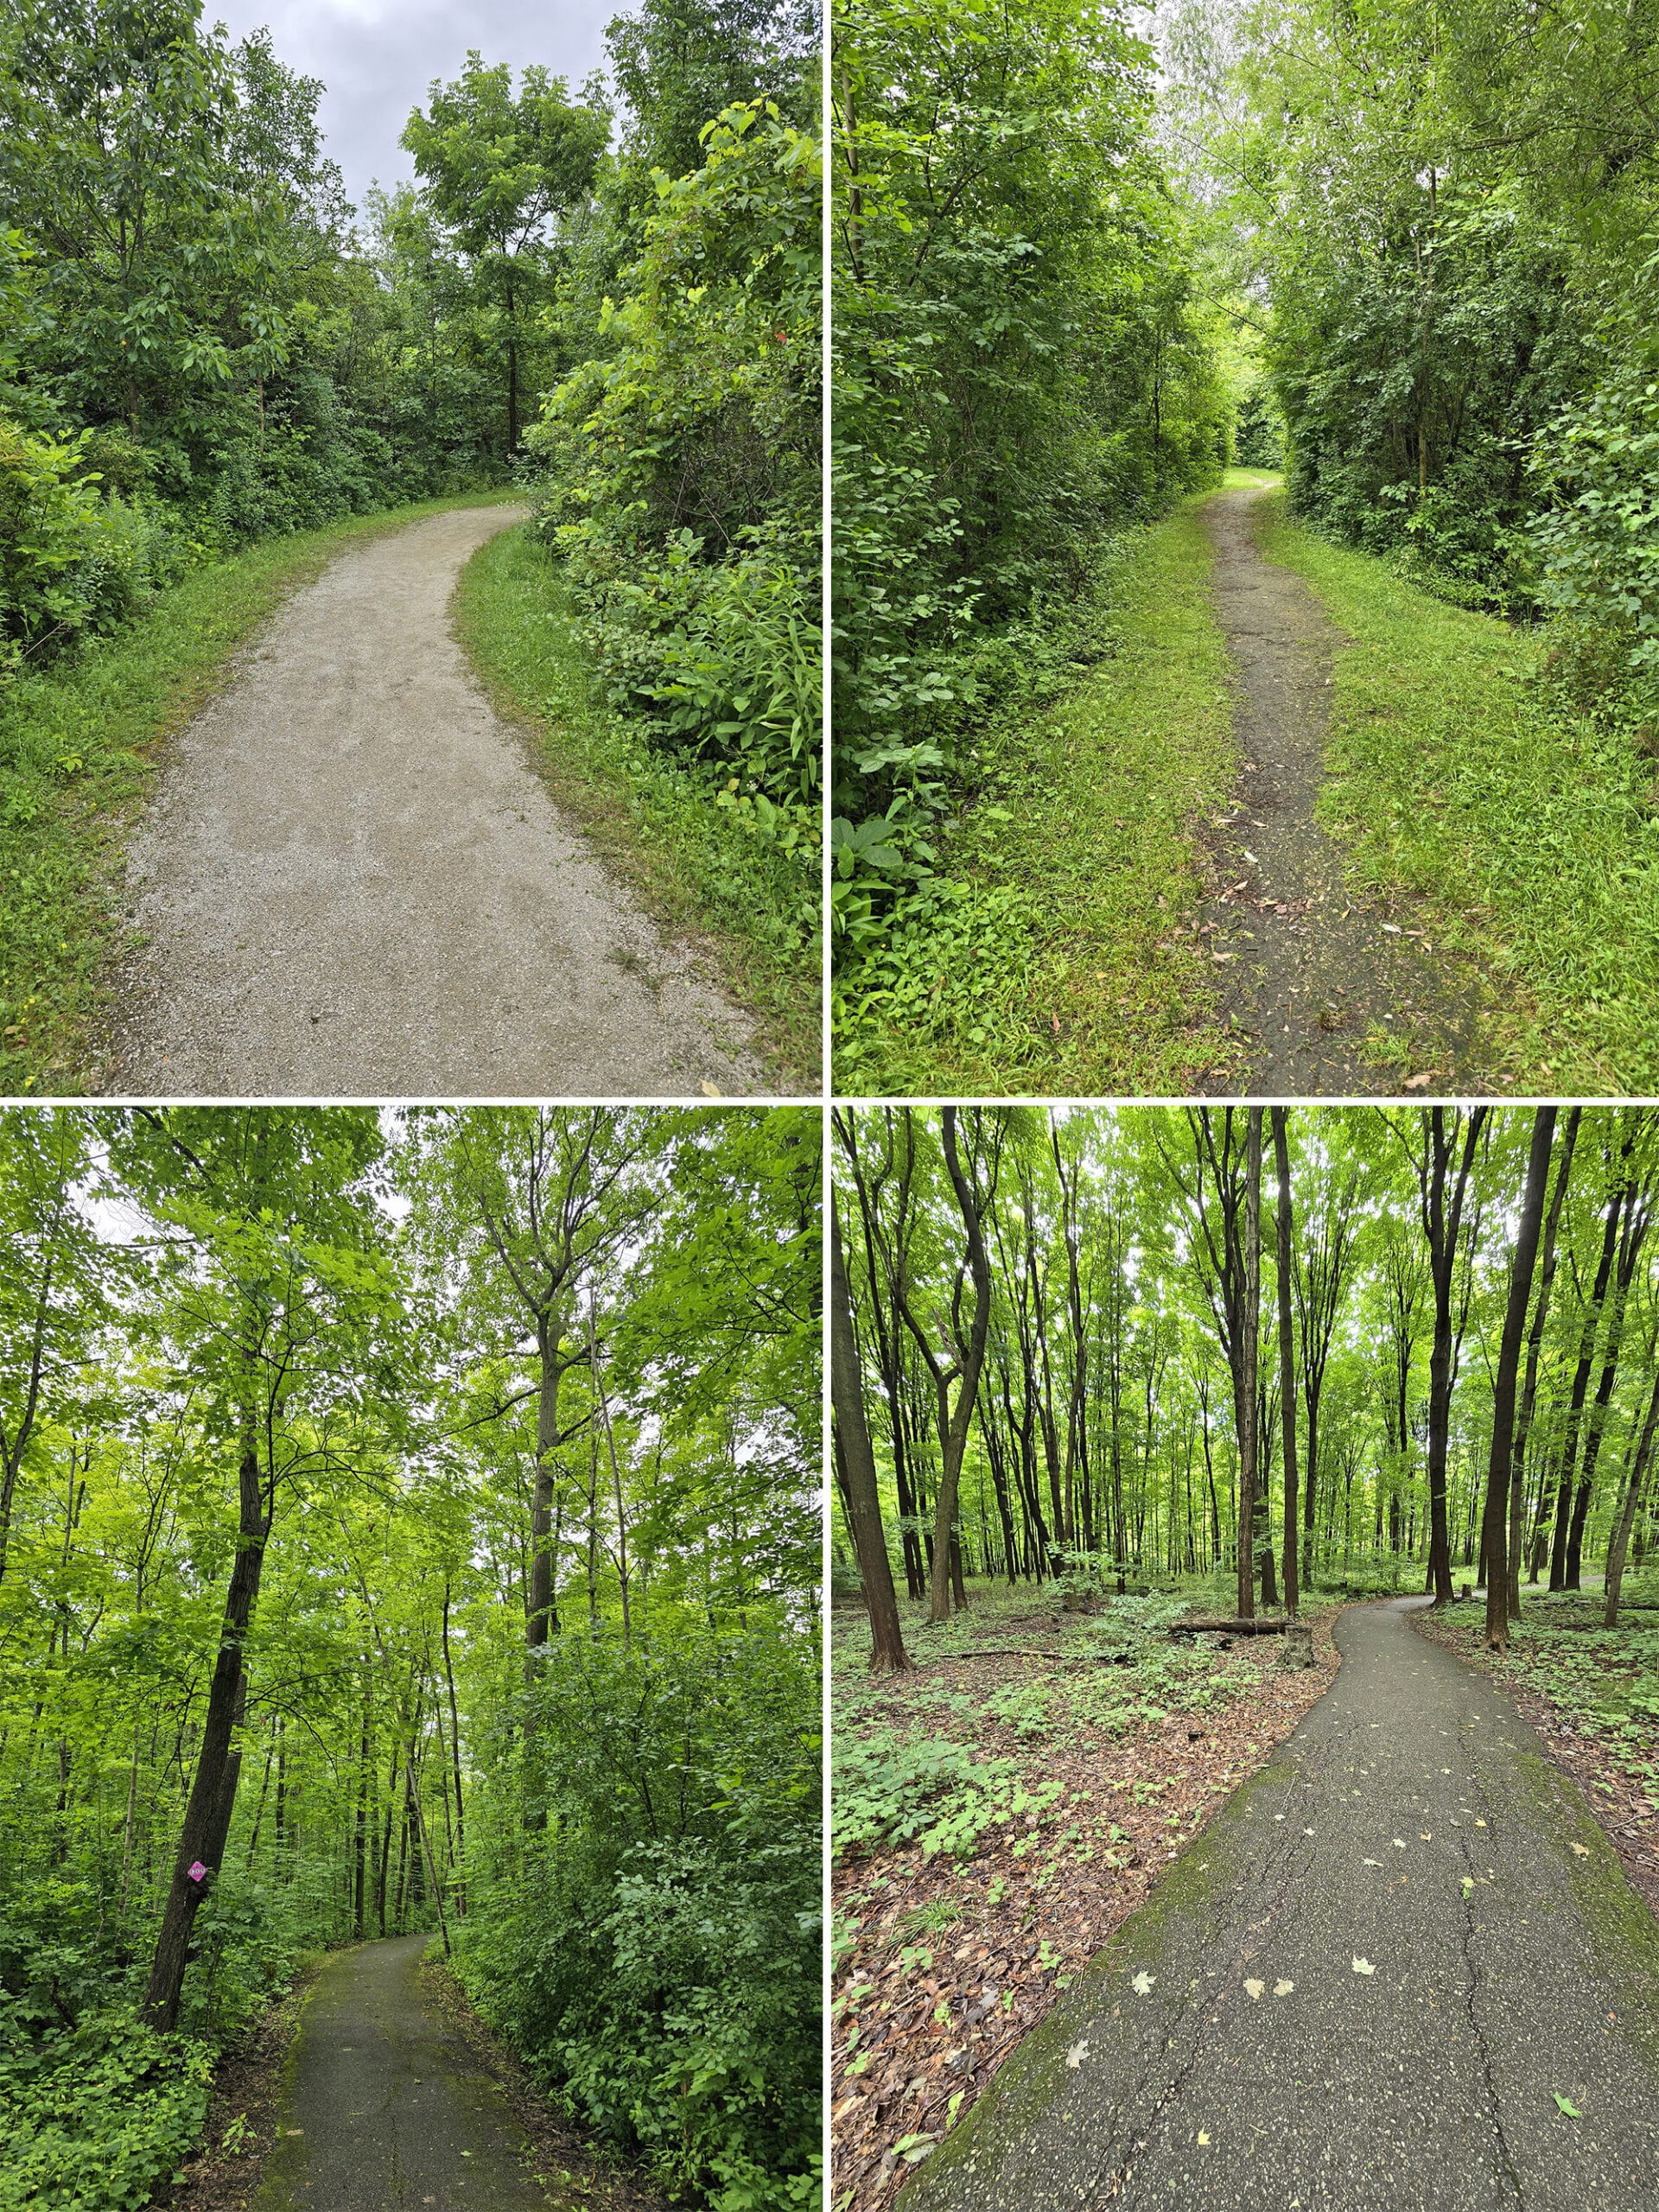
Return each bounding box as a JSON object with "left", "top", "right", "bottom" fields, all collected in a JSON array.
[
  {"left": 251, "top": 1935, "right": 552, "bottom": 2211},
  {"left": 106, "top": 506, "right": 760, "bottom": 1097},
  {"left": 901, "top": 1598, "right": 1659, "bottom": 2211},
  {"left": 1198, "top": 486, "right": 1476, "bottom": 1094}
]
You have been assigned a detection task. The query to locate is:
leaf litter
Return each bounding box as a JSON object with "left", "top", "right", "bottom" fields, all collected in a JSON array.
[{"left": 830, "top": 1604, "right": 1340, "bottom": 2209}]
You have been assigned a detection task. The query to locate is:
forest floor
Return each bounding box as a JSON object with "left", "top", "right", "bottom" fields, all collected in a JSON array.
[
  {"left": 1195, "top": 482, "right": 1481, "bottom": 1093},
  {"left": 886, "top": 1595, "right": 1659, "bottom": 2212},
  {"left": 1412, "top": 1585, "right": 1659, "bottom": 1923},
  {"left": 830, "top": 1580, "right": 1342, "bottom": 2210},
  {"left": 212, "top": 1932, "right": 660, "bottom": 2212},
  {"left": 99, "top": 505, "right": 762, "bottom": 1098}
]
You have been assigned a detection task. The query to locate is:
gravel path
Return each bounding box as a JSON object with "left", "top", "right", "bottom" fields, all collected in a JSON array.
[
  {"left": 105, "top": 505, "right": 761, "bottom": 1097},
  {"left": 899, "top": 1597, "right": 1659, "bottom": 2211},
  {"left": 1197, "top": 486, "right": 1478, "bottom": 1095},
  {"left": 251, "top": 1935, "right": 550, "bottom": 2211}
]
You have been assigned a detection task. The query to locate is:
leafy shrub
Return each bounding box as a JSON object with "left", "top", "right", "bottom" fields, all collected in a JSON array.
[
  {"left": 0, "top": 415, "right": 149, "bottom": 678},
  {"left": 456, "top": 1618, "right": 820, "bottom": 2210},
  {"left": 0, "top": 2005, "right": 213, "bottom": 2212},
  {"left": 528, "top": 101, "right": 821, "bottom": 856}
]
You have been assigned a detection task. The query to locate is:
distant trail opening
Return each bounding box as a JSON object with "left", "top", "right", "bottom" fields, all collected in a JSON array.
[{"left": 1196, "top": 485, "right": 1476, "bottom": 1095}]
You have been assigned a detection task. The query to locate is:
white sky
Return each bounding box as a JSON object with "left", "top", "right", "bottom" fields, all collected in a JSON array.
[{"left": 205, "top": 0, "right": 619, "bottom": 216}]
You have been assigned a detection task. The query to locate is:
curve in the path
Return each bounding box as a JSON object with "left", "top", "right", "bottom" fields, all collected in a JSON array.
[
  {"left": 1198, "top": 486, "right": 1477, "bottom": 1096},
  {"left": 251, "top": 1934, "right": 553, "bottom": 2211},
  {"left": 899, "top": 1598, "right": 1659, "bottom": 2212},
  {"left": 105, "top": 505, "right": 762, "bottom": 1097}
]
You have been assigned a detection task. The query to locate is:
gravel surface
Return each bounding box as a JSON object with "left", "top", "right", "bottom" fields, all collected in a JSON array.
[
  {"left": 1197, "top": 486, "right": 1478, "bottom": 1096},
  {"left": 251, "top": 1934, "right": 553, "bottom": 2211},
  {"left": 104, "top": 505, "right": 762, "bottom": 1097},
  {"left": 899, "top": 1597, "right": 1659, "bottom": 2211}
]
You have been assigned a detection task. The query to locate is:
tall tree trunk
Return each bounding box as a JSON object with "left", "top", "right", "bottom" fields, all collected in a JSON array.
[
  {"left": 1510, "top": 1109, "right": 1579, "bottom": 1616},
  {"left": 1272, "top": 1109, "right": 1300, "bottom": 1613},
  {"left": 441, "top": 1582, "right": 466, "bottom": 1916},
  {"left": 830, "top": 1200, "right": 911, "bottom": 1672},
  {"left": 1236, "top": 1112, "right": 1262, "bottom": 1622},
  {"left": 1479, "top": 1109, "right": 1555, "bottom": 1649},
  {"left": 142, "top": 1448, "right": 267, "bottom": 2031},
  {"left": 1605, "top": 1367, "right": 1659, "bottom": 1628}
]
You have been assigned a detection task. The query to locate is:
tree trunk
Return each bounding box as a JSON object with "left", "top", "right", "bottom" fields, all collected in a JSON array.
[
  {"left": 830, "top": 1200, "right": 911, "bottom": 1672},
  {"left": 1605, "top": 1368, "right": 1659, "bottom": 1628},
  {"left": 1510, "top": 1109, "right": 1579, "bottom": 1616},
  {"left": 1272, "top": 1109, "right": 1300, "bottom": 1613},
  {"left": 1479, "top": 1109, "right": 1555, "bottom": 1649},
  {"left": 1236, "top": 1112, "right": 1262, "bottom": 1622},
  {"left": 142, "top": 1448, "right": 268, "bottom": 2031}
]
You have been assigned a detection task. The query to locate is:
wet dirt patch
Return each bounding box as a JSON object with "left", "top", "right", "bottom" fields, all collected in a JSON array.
[{"left": 1193, "top": 487, "right": 1481, "bottom": 1095}]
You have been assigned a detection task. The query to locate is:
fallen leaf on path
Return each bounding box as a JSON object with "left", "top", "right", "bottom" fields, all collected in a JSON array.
[
  {"left": 1132, "top": 1970, "right": 1155, "bottom": 1995},
  {"left": 1403, "top": 1073, "right": 1433, "bottom": 1090},
  {"left": 1274, "top": 1980, "right": 1294, "bottom": 1996},
  {"left": 1244, "top": 1978, "right": 1264, "bottom": 2000},
  {"left": 1067, "top": 2039, "right": 1090, "bottom": 2069},
  {"left": 1352, "top": 1958, "right": 1376, "bottom": 1976},
  {"left": 699, "top": 1082, "right": 721, "bottom": 1097},
  {"left": 1571, "top": 1842, "right": 1590, "bottom": 1856},
  {"left": 1198, "top": 2131, "right": 1211, "bottom": 2145},
  {"left": 1554, "top": 2094, "right": 1582, "bottom": 2118}
]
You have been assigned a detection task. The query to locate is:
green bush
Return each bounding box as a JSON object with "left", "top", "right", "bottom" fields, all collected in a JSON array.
[{"left": 455, "top": 1618, "right": 821, "bottom": 2210}]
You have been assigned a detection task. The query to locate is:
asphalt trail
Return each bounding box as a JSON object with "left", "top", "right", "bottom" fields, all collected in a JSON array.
[
  {"left": 1197, "top": 486, "right": 1477, "bottom": 1096},
  {"left": 899, "top": 1598, "right": 1659, "bottom": 2211},
  {"left": 106, "top": 505, "right": 760, "bottom": 1097},
  {"left": 251, "top": 1934, "right": 550, "bottom": 2212}
]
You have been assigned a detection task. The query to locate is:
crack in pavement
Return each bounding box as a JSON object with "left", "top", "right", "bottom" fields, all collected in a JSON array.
[
  {"left": 898, "top": 1599, "right": 1659, "bottom": 2212},
  {"left": 1192, "top": 486, "right": 1483, "bottom": 1096},
  {"left": 102, "top": 504, "right": 763, "bottom": 1097}
]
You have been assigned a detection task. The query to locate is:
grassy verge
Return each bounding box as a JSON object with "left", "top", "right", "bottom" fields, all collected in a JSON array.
[
  {"left": 454, "top": 525, "right": 821, "bottom": 1091},
  {"left": 832, "top": 493, "right": 1239, "bottom": 1096},
  {"left": 830, "top": 1577, "right": 1338, "bottom": 2209},
  {"left": 1260, "top": 496, "right": 1659, "bottom": 1091},
  {"left": 0, "top": 488, "right": 515, "bottom": 1096}
]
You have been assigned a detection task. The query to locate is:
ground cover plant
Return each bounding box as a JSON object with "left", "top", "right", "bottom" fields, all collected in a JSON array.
[
  {"left": 0, "top": 1104, "right": 822, "bottom": 2212},
  {"left": 829, "top": 1580, "right": 1340, "bottom": 2209}
]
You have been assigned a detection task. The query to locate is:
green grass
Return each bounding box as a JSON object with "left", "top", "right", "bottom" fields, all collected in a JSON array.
[
  {"left": 453, "top": 524, "right": 821, "bottom": 1090},
  {"left": 1260, "top": 493, "right": 1659, "bottom": 1091},
  {"left": 833, "top": 495, "right": 1241, "bottom": 1095},
  {"left": 0, "top": 488, "right": 516, "bottom": 1095}
]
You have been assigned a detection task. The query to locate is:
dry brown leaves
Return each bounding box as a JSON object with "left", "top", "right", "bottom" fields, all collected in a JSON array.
[
  {"left": 830, "top": 1611, "right": 1340, "bottom": 2212},
  {"left": 1411, "top": 1609, "right": 1659, "bottom": 1924}
]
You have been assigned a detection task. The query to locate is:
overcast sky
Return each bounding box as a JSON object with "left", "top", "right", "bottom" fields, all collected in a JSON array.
[{"left": 206, "top": 0, "right": 621, "bottom": 217}]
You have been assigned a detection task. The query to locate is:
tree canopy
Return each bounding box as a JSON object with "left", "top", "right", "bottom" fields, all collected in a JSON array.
[{"left": 0, "top": 1103, "right": 822, "bottom": 2212}]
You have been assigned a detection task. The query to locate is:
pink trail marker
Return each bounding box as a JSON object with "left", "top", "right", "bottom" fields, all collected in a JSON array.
[{"left": 188, "top": 1861, "right": 208, "bottom": 1882}]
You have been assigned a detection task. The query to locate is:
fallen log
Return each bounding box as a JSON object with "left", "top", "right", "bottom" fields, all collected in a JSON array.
[{"left": 1166, "top": 1615, "right": 1291, "bottom": 1637}]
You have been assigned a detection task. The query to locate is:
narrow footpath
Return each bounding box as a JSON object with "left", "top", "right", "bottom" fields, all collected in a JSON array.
[
  {"left": 1198, "top": 486, "right": 1476, "bottom": 1095},
  {"left": 899, "top": 1598, "right": 1659, "bottom": 2211},
  {"left": 251, "top": 1935, "right": 563, "bottom": 2211},
  {"left": 105, "top": 506, "right": 760, "bottom": 1097}
]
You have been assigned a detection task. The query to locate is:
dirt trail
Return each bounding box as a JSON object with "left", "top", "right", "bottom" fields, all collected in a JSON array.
[
  {"left": 104, "top": 505, "right": 761, "bottom": 1097},
  {"left": 1197, "top": 486, "right": 1476, "bottom": 1094},
  {"left": 899, "top": 1597, "right": 1659, "bottom": 2211}
]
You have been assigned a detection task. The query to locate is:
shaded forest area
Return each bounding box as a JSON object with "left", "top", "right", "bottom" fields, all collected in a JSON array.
[
  {"left": 0, "top": 0, "right": 821, "bottom": 1080},
  {"left": 831, "top": 0, "right": 1659, "bottom": 1083},
  {"left": 830, "top": 1104, "right": 1659, "bottom": 2199},
  {"left": 0, "top": 1105, "right": 822, "bottom": 2211}
]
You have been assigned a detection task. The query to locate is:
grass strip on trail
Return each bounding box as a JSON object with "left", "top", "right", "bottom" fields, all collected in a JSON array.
[
  {"left": 0, "top": 489, "right": 515, "bottom": 1097},
  {"left": 834, "top": 495, "right": 1240, "bottom": 1098},
  {"left": 1260, "top": 495, "right": 1659, "bottom": 1093},
  {"left": 454, "top": 524, "right": 821, "bottom": 1091}
]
